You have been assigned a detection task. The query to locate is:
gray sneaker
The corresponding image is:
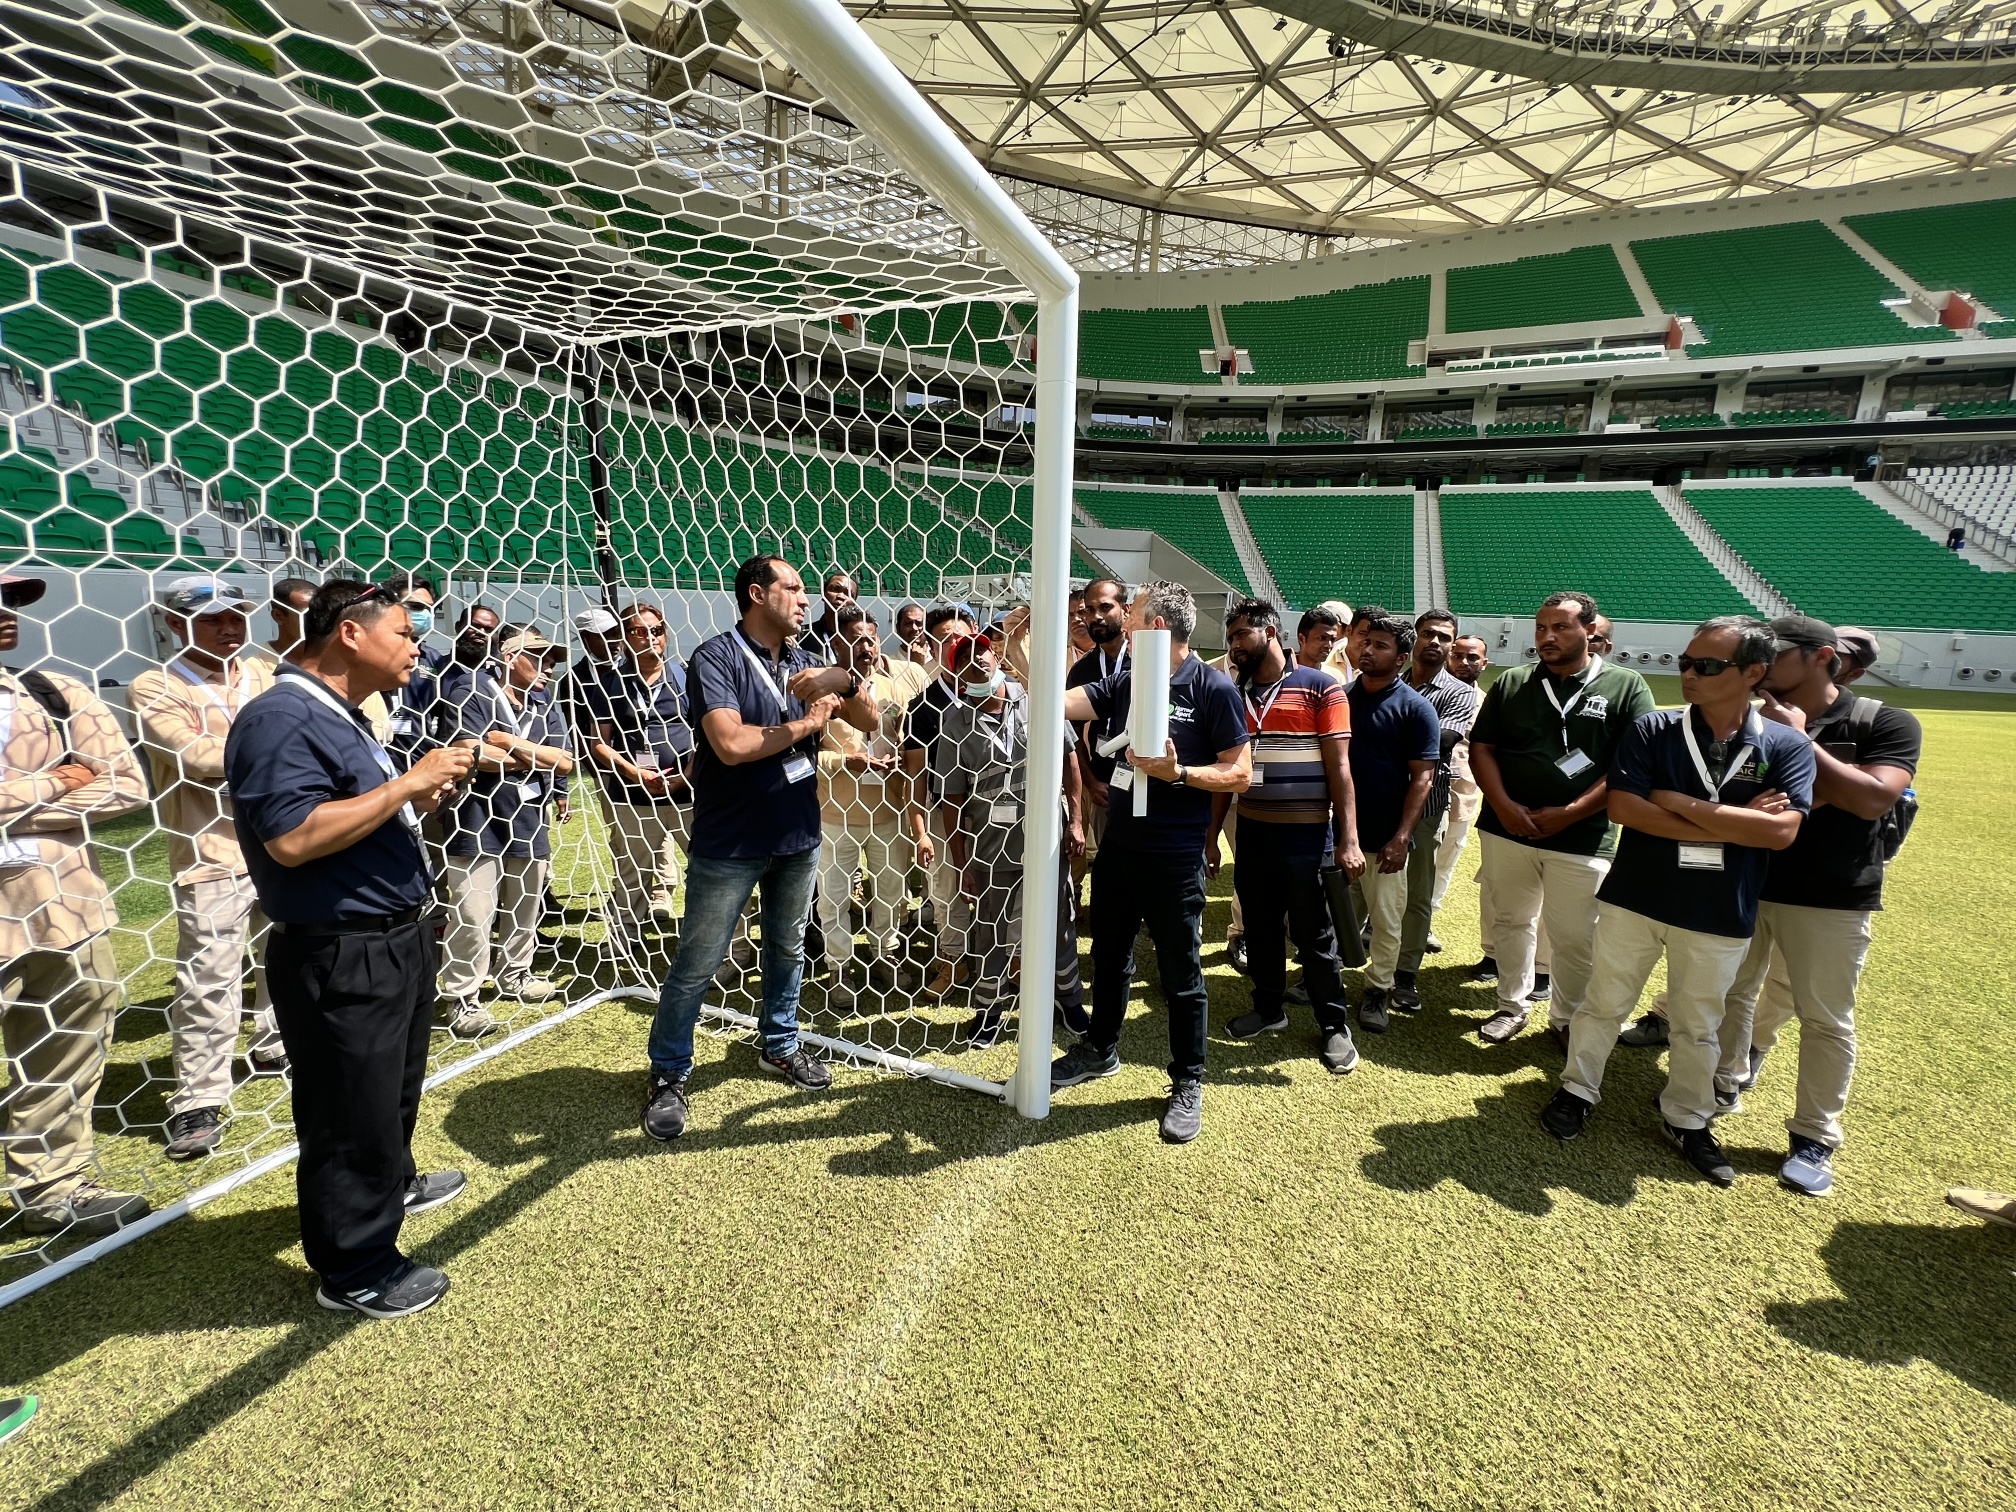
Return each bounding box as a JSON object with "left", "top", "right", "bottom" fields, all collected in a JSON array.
[
  {"left": 443, "top": 1002, "right": 498, "bottom": 1039},
  {"left": 1226, "top": 1008, "right": 1288, "bottom": 1040},
  {"left": 17, "top": 1183, "right": 151, "bottom": 1237},
  {"left": 1618, "top": 1013, "right": 1669, "bottom": 1047},
  {"left": 497, "top": 975, "right": 560, "bottom": 1003},
  {"left": 1050, "top": 1040, "right": 1120, "bottom": 1089},
  {"left": 1159, "top": 1080, "right": 1203, "bottom": 1144},
  {"left": 1319, "top": 1028, "right": 1359, "bottom": 1075}
]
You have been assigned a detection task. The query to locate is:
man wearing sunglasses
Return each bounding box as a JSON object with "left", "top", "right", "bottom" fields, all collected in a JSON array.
[{"left": 1542, "top": 616, "right": 1815, "bottom": 1189}]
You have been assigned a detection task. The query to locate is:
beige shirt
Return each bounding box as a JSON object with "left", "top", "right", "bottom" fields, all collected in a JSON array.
[
  {"left": 0, "top": 668, "right": 148, "bottom": 958},
  {"left": 129, "top": 653, "right": 278, "bottom": 887},
  {"left": 818, "top": 660, "right": 931, "bottom": 829}
]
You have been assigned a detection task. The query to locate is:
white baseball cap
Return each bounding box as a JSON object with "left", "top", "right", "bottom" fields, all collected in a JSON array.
[{"left": 574, "top": 606, "right": 619, "bottom": 634}]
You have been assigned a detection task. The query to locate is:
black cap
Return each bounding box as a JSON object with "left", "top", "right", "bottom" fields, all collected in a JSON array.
[
  {"left": 1770, "top": 614, "right": 1838, "bottom": 652},
  {"left": 0, "top": 573, "right": 46, "bottom": 609}
]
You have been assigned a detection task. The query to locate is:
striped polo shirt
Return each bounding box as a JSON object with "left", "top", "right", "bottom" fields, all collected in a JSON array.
[{"left": 1234, "top": 663, "right": 1350, "bottom": 856}]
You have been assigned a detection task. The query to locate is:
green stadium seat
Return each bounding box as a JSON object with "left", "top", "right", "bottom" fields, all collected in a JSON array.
[
  {"left": 1241, "top": 492, "right": 1412, "bottom": 610},
  {"left": 1078, "top": 306, "right": 1215, "bottom": 386},
  {"left": 1844, "top": 197, "right": 2016, "bottom": 339},
  {"left": 1446, "top": 245, "right": 1643, "bottom": 333},
  {"left": 1220, "top": 277, "right": 1428, "bottom": 385},
  {"left": 1075, "top": 488, "right": 1250, "bottom": 593}
]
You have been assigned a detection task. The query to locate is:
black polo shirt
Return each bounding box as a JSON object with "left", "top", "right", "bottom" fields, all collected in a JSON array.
[
  {"left": 225, "top": 670, "right": 433, "bottom": 923},
  {"left": 438, "top": 667, "right": 570, "bottom": 859},
  {"left": 1600, "top": 707, "right": 1817, "bottom": 938},
  {"left": 588, "top": 660, "right": 693, "bottom": 807},
  {"left": 1469, "top": 657, "right": 1655, "bottom": 857},
  {"left": 686, "top": 625, "right": 824, "bottom": 859},
  {"left": 1761, "top": 691, "right": 1921, "bottom": 912},
  {"left": 902, "top": 675, "right": 958, "bottom": 803},
  {"left": 1067, "top": 640, "right": 1131, "bottom": 783},
  {"left": 1081, "top": 652, "right": 1248, "bottom": 857}
]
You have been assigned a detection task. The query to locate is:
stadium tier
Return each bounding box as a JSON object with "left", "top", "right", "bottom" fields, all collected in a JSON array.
[
  {"left": 1078, "top": 306, "right": 1215, "bottom": 385},
  {"left": 1240, "top": 491, "right": 1413, "bottom": 611},
  {"left": 1686, "top": 483, "right": 2016, "bottom": 632},
  {"left": 1907, "top": 465, "right": 2016, "bottom": 538},
  {"left": 1074, "top": 487, "right": 1252, "bottom": 593},
  {"left": 1843, "top": 197, "right": 2016, "bottom": 339},
  {"left": 1219, "top": 277, "right": 1430, "bottom": 385},
  {"left": 1440, "top": 487, "right": 1754, "bottom": 621},
  {"left": 1629, "top": 220, "right": 1937, "bottom": 359},
  {"left": 859, "top": 301, "right": 1028, "bottom": 368},
  {"left": 1445, "top": 244, "right": 1644, "bottom": 333}
]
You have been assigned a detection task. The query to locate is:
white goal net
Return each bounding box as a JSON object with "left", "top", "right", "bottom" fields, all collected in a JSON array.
[{"left": 0, "top": 0, "right": 1076, "bottom": 1293}]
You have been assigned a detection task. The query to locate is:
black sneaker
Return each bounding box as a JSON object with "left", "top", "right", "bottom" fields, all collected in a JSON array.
[
  {"left": 16, "top": 1183, "right": 150, "bottom": 1237},
  {"left": 1226, "top": 933, "right": 1249, "bottom": 976},
  {"left": 1467, "top": 956, "right": 1498, "bottom": 982},
  {"left": 1050, "top": 1041, "right": 1120, "bottom": 1089},
  {"left": 760, "top": 1045, "right": 833, "bottom": 1090},
  {"left": 641, "top": 1074, "right": 690, "bottom": 1140},
  {"left": 316, "top": 1258, "right": 450, "bottom": 1319},
  {"left": 163, "top": 1105, "right": 226, "bottom": 1162},
  {"left": 962, "top": 1012, "right": 1005, "bottom": 1048},
  {"left": 1388, "top": 980, "right": 1422, "bottom": 1013},
  {"left": 1531, "top": 973, "right": 1552, "bottom": 1002},
  {"left": 1662, "top": 1122, "right": 1736, "bottom": 1188},
  {"left": 1319, "top": 1027, "right": 1359, "bottom": 1075},
  {"left": 1227, "top": 1007, "right": 1288, "bottom": 1039},
  {"left": 1358, "top": 988, "right": 1389, "bottom": 1035},
  {"left": 1540, "top": 1087, "right": 1594, "bottom": 1141},
  {"left": 404, "top": 1170, "right": 467, "bottom": 1213},
  {"left": 1712, "top": 1087, "right": 1743, "bottom": 1118},
  {"left": 0, "top": 1395, "right": 35, "bottom": 1449},
  {"left": 1618, "top": 1013, "right": 1669, "bottom": 1048},
  {"left": 1160, "top": 1080, "right": 1203, "bottom": 1144},
  {"left": 1478, "top": 1008, "right": 1529, "bottom": 1045},
  {"left": 1057, "top": 999, "right": 1091, "bottom": 1038}
]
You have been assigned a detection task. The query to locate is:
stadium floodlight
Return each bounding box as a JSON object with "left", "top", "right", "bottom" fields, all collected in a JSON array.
[{"left": 0, "top": 0, "right": 1077, "bottom": 1305}]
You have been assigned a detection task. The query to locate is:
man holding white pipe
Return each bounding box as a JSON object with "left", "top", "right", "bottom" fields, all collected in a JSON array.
[{"left": 1048, "top": 581, "right": 1252, "bottom": 1145}]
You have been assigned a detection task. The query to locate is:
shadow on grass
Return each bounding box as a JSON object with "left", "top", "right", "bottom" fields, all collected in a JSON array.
[{"left": 1765, "top": 1220, "right": 2016, "bottom": 1404}]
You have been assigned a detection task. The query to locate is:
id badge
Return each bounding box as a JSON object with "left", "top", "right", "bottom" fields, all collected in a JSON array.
[
  {"left": 633, "top": 750, "right": 661, "bottom": 772},
  {"left": 1555, "top": 748, "right": 1595, "bottom": 778},
  {"left": 987, "top": 799, "right": 1021, "bottom": 825},
  {"left": 1109, "top": 763, "right": 1135, "bottom": 793},
  {"left": 1249, "top": 758, "right": 1265, "bottom": 787},
  {"left": 1677, "top": 842, "right": 1725, "bottom": 871},
  {"left": 517, "top": 779, "right": 544, "bottom": 802},
  {"left": 782, "top": 754, "right": 815, "bottom": 784}
]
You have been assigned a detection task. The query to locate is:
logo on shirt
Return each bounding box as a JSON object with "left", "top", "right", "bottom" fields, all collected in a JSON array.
[
  {"left": 1579, "top": 694, "right": 1609, "bottom": 719},
  {"left": 1169, "top": 701, "right": 1194, "bottom": 725}
]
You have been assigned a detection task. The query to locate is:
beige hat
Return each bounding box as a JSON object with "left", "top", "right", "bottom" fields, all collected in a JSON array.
[{"left": 498, "top": 628, "right": 559, "bottom": 661}]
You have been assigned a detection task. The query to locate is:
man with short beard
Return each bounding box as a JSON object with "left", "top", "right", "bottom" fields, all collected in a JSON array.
[
  {"left": 1390, "top": 611, "right": 1481, "bottom": 1011},
  {"left": 1066, "top": 577, "right": 1131, "bottom": 917},
  {"left": 907, "top": 603, "right": 979, "bottom": 995}
]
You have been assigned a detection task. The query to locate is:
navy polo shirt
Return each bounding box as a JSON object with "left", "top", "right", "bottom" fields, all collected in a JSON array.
[
  {"left": 1600, "top": 706, "right": 1817, "bottom": 938},
  {"left": 225, "top": 672, "right": 433, "bottom": 923},
  {"left": 686, "top": 626, "right": 824, "bottom": 859},
  {"left": 438, "top": 668, "right": 570, "bottom": 859},
  {"left": 584, "top": 661, "right": 693, "bottom": 807},
  {"left": 1081, "top": 652, "right": 1249, "bottom": 857},
  {"left": 1346, "top": 675, "right": 1441, "bottom": 851}
]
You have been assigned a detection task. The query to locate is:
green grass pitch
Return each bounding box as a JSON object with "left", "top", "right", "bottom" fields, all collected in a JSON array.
[{"left": 2, "top": 684, "right": 2013, "bottom": 1510}]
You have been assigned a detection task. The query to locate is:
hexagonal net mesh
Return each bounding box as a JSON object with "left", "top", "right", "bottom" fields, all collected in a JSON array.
[{"left": 0, "top": 0, "right": 1066, "bottom": 1283}]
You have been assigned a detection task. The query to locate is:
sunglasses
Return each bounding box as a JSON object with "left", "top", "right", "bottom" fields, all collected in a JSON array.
[
  {"left": 1676, "top": 654, "right": 1742, "bottom": 676},
  {"left": 338, "top": 583, "right": 402, "bottom": 615}
]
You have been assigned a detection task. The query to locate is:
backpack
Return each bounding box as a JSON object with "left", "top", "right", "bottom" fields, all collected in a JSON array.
[
  {"left": 7, "top": 668, "right": 78, "bottom": 767},
  {"left": 1842, "top": 696, "right": 1917, "bottom": 862}
]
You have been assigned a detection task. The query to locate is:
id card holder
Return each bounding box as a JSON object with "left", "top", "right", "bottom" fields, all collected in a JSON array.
[
  {"left": 1109, "top": 763, "right": 1135, "bottom": 793},
  {"left": 517, "top": 779, "right": 544, "bottom": 802},
  {"left": 1555, "top": 748, "right": 1595, "bottom": 778},
  {"left": 633, "top": 750, "right": 661, "bottom": 772},
  {"left": 782, "top": 753, "right": 815, "bottom": 784},
  {"left": 1677, "top": 842, "right": 1725, "bottom": 871},
  {"left": 1248, "top": 758, "right": 1265, "bottom": 787},
  {"left": 987, "top": 798, "right": 1021, "bottom": 826}
]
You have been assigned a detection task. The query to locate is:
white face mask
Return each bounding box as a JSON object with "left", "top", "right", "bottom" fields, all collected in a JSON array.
[{"left": 963, "top": 668, "right": 1004, "bottom": 700}]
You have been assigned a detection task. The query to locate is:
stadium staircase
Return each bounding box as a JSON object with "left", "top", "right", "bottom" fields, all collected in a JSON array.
[
  {"left": 1074, "top": 486, "right": 1254, "bottom": 593},
  {"left": 1415, "top": 488, "right": 1448, "bottom": 612},
  {"left": 1651, "top": 485, "right": 1796, "bottom": 614},
  {"left": 1844, "top": 197, "right": 2016, "bottom": 338},
  {"left": 1218, "top": 490, "right": 1283, "bottom": 604}
]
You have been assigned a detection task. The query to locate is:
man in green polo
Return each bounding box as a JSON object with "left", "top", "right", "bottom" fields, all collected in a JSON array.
[{"left": 1467, "top": 592, "right": 1655, "bottom": 1046}]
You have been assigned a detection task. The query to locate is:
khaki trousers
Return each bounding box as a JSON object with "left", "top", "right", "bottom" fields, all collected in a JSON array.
[
  {"left": 1357, "top": 861, "right": 1411, "bottom": 991},
  {"left": 1479, "top": 870, "right": 1552, "bottom": 969},
  {"left": 1432, "top": 807, "right": 1474, "bottom": 912},
  {"left": 607, "top": 800, "right": 689, "bottom": 947},
  {"left": 3, "top": 936, "right": 120, "bottom": 1200},
  {"left": 818, "top": 821, "right": 908, "bottom": 970},
  {"left": 1715, "top": 902, "right": 1872, "bottom": 1148},
  {"left": 170, "top": 873, "right": 277, "bottom": 1114},
  {"left": 1478, "top": 833, "right": 1600, "bottom": 1026},
  {"left": 1564, "top": 903, "right": 1752, "bottom": 1131},
  {"left": 441, "top": 854, "right": 551, "bottom": 1005},
  {"left": 927, "top": 808, "right": 968, "bottom": 965}
]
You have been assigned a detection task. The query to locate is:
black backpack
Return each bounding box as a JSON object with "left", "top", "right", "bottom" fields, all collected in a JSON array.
[
  {"left": 1842, "top": 696, "right": 1917, "bottom": 862},
  {"left": 8, "top": 668, "right": 78, "bottom": 766}
]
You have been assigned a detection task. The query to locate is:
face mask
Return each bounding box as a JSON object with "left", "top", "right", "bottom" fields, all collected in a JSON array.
[
  {"left": 406, "top": 607, "right": 434, "bottom": 637},
  {"left": 964, "top": 669, "right": 1004, "bottom": 700}
]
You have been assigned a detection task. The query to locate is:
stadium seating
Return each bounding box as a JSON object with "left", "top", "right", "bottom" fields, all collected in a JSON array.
[
  {"left": 1686, "top": 483, "right": 2016, "bottom": 631},
  {"left": 1199, "top": 430, "right": 1267, "bottom": 446},
  {"left": 1240, "top": 491, "right": 1412, "bottom": 610},
  {"left": 1732, "top": 408, "right": 1849, "bottom": 428},
  {"left": 1395, "top": 422, "right": 1476, "bottom": 441},
  {"left": 1074, "top": 488, "right": 1251, "bottom": 593},
  {"left": 1086, "top": 423, "right": 1161, "bottom": 441},
  {"left": 1939, "top": 397, "right": 2016, "bottom": 419},
  {"left": 1277, "top": 429, "right": 1358, "bottom": 445},
  {"left": 1440, "top": 487, "right": 1753, "bottom": 620},
  {"left": 1844, "top": 197, "right": 2016, "bottom": 339},
  {"left": 1078, "top": 306, "right": 1215, "bottom": 385},
  {"left": 860, "top": 302, "right": 1026, "bottom": 368},
  {"left": 1629, "top": 221, "right": 1939, "bottom": 358},
  {"left": 1484, "top": 418, "right": 1572, "bottom": 437},
  {"left": 1904, "top": 465, "right": 2016, "bottom": 540},
  {"left": 1655, "top": 411, "right": 1724, "bottom": 430},
  {"left": 1445, "top": 244, "right": 1644, "bottom": 332},
  {"left": 1219, "top": 277, "right": 1429, "bottom": 385}
]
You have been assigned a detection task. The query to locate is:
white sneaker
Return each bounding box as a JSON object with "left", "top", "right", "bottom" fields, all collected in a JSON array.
[
  {"left": 444, "top": 1002, "right": 497, "bottom": 1038},
  {"left": 498, "top": 975, "right": 560, "bottom": 1003}
]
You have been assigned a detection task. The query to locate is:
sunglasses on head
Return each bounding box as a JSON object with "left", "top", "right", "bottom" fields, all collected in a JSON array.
[
  {"left": 1676, "top": 654, "right": 1742, "bottom": 676},
  {"left": 338, "top": 583, "right": 402, "bottom": 615}
]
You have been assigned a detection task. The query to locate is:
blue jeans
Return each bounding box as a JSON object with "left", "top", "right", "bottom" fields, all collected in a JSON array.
[{"left": 647, "top": 845, "right": 819, "bottom": 1081}]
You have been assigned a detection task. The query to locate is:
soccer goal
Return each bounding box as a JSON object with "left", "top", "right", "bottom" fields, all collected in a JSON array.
[{"left": 0, "top": 0, "right": 1077, "bottom": 1303}]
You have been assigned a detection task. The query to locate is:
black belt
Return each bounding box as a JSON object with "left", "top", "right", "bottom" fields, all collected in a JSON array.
[{"left": 273, "top": 906, "right": 435, "bottom": 937}]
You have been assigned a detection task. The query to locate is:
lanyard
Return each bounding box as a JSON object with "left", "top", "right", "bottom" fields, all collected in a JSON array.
[
  {"left": 279, "top": 668, "right": 423, "bottom": 838},
  {"left": 1680, "top": 709, "right": 1759, "bottom": 799},
  {"left": 492, "top": 675, "right": 537, "bottom": 741},
  {"left": 1243, "top": 670, "right": 1289, "bottom": 730},
  {"left": 1541, "top": 656, "right": 1604, "bottom": 746},
  {"left": 172, "top": 655, "right": 255, "bottom": 724},
  {"left": 1097, "top": 642, "right": 1128, "bottom": 680},
  {"left": 733, "top": 631, "right": 792, "bottom": 718}
]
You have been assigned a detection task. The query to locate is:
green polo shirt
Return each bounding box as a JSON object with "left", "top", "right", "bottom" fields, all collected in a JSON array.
[{"left": 1469, "top": 657, "right": 1655, "bottom": 857}]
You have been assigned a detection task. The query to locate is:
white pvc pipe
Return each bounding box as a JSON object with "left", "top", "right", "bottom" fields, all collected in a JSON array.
[
  {"left": 1129, "top": 628, "right": 1172, "bottom": 818},
  {"left": 726, "top": 0, "right": 1080, "bottom": 1120}
]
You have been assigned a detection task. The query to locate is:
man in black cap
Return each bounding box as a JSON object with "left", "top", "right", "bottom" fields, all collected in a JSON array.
[{"left": 1714, "top": 615, "right": 1921, "bottom": 1198}]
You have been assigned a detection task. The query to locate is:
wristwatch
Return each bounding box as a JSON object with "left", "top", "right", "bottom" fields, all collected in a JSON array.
[
  {"left": 1175, "top": 764, "right": 1189, "bottom": 786},
  {"left": 842, "top": 670, "right": 862, "bottom": 700}
]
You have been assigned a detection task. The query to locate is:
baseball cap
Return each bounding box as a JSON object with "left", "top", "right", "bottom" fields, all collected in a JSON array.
[
  {"left": 574, "top": 606, "right": 619, "bottom": 634},
  {"left": 1770, "top": 614, "right": 1838, "bottom": 652},
  {"left": 498, "top": 628, "right": 558, "bottom": 660},
  {"left": 0, "top": 573, "right": 46, "bottom": 609},
  {"left": 162, "top": 575, "right": 252, "bottom": 617},
  {"left": 1834, "top": 626, "right": 1881, "bottom": 670},
  {"left": 943, "top": 632, "right": 993, "bottom": 671}
]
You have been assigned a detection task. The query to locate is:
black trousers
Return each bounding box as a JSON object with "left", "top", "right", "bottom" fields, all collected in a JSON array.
[
  {"left": 1089, "top": 846, "right": 1208, "bottom": 1082},
  {"left": 1234, "top": 846, "right": 1348, "bottom": 1031},
  {"left": 268, "top": 920, "right": 437, "bottom": 1291}
]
